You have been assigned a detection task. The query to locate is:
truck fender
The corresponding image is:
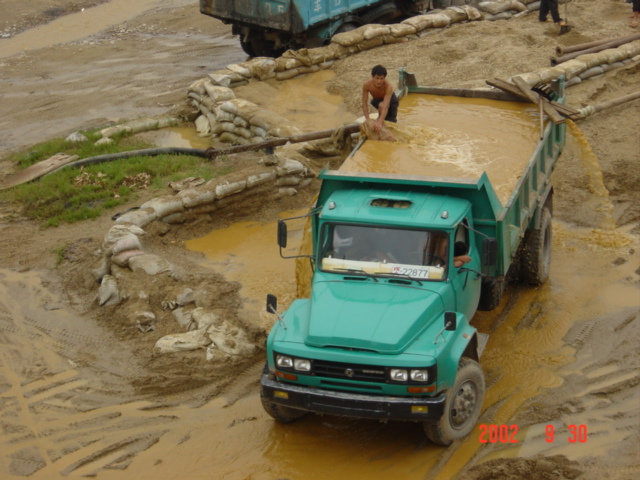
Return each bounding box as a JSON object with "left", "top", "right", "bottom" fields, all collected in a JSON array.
[
  {"left": 530, "top": 186, "right": 553, "bottom": 230},
  {"left": 438, "top": 315, "right": 478, "bottom": 391}
]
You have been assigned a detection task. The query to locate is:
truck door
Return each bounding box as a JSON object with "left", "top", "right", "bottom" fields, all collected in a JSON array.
[{"left": 449, "top": 219, "right": 481, "bottom": 320}]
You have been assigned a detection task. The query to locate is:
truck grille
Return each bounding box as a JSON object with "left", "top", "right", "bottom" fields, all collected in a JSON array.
[{"left": 313, "top": 359, "right": 388, "bottom": 383}]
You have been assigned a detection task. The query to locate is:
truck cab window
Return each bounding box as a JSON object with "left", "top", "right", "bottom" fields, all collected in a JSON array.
[{"left": 320, "top": 224, "right": 448, "bottom": 280}]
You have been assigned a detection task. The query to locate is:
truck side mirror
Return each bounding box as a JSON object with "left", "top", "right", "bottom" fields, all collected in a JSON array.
[
  {"left": 266, "top": 294, "right": 277, "bottom": 314},
  {"left": 445, "top": 311, "right": 457, "bottom": 331},
  {"left": 277, "top": 220, "right": 287, "bottom": 249},
  {"left": 482, "top": 238, "right": 498, "bottom": 266}
]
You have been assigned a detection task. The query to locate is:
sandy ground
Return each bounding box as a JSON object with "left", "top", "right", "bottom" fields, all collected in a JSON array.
[{"left": 0, "top": 0, "right": 638, "bottom": 479}]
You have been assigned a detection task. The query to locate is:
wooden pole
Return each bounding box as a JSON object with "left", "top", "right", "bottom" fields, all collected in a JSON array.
[{"left": 205, "top": 123, "right": 360, "bottom": 158}]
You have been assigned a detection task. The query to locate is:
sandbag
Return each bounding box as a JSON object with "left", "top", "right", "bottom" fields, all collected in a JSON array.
[
  {"left": 215, "top": 180, "right": 247, "bottom": 199},
  {"left": 389, "top": 23, "right": 417, "bottom": 37},
  {"left": 98, "top": 275, "right": 120, "bottom": 306},
  {"left": 111, "top": 249, "right": 145, "bottom": 267},
  {"left": 128, "top": 254, "right": 173, "bottom": 275},
  {"left": 203, "top": 82, "right": 235, "bottom": 102},
  {"left": 243, "top": 57, "right": 277, "bottom": 79},
  {"left": 153, "top": 329, "right": 211, "bottom": 355},
  {"left": 178, "top": 186, "right": 216, "bottom": 208},
  {"left": 140, "top": 197, "right": 184, "bottom": 218},
  {"left": 331, "top": 26, "right": 367, "bottom": 46}
]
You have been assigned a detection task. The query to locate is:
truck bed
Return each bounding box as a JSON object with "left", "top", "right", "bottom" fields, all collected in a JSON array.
[{"left": 344, "top": 94, "right": 542, "bottom": 205}]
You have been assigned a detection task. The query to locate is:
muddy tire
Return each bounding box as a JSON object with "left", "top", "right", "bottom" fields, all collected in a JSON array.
[
  {"left": 423, "top": 358, "right": 485, "bottom": 446},
  {"left": 522, "top": 207, "right": 552, "bottom": 286},
  {"left": 260, "top": 394, "right": 308, "bottom": 424},
  {"left": 361, "top": 3, "right": 398, "bottom": 24},
  {"left": 239, "top": 38, "right": 255, "bottom": 57},
  {"left": 250, "top": 34, "right": 285, "bottom": 58},
  {"left": 335, "top": 22, "right": 359, "bottom": 34}
]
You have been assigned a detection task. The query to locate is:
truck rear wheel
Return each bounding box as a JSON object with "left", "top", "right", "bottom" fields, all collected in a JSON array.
[
  {"left": 239, "top": 38, "right": 255, "bottom": 57},
  {"left": 261, "top": 394, "right": 308, "bottom": 423},
  {"left": 423, "top": 358, "right": 485, "bottom": 446},
  {"left": 522, "top": 207, "right": 552, "bottom": 286}
]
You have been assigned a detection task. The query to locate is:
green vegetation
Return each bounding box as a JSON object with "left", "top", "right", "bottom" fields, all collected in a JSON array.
[
  {"left": 10, "top": 129, "right": 142, "bottom": 169},
  {"left": 2, "top": 132, "right": 230, "bottom": 227}
]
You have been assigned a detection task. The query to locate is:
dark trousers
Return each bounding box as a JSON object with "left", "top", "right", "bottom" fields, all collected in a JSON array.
[
  {"left": 370, "top": 93, "right": 399, "bottom": 123},
  {"left": 539, "top": 0, "right": 561, "bottom": 23}
]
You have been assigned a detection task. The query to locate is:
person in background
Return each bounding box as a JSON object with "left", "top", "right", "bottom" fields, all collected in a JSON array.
[
  {"left": 539, "top": 0, "right": 568, "bottom": 26},
  {"left": 362, "top": 65, "right": 399, "bottom": 134},
  {"left": 631, "top": 0, "right": 639, "bottom": 28}
]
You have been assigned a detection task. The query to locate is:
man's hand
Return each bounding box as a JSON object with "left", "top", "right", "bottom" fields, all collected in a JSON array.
[{"left": 373, "top": 120, "right": 383, "bottom": 133}]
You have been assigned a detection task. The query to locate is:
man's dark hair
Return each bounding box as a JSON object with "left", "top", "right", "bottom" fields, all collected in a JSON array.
[{"left": 371, "top": 65, "right": 387, "bottom": 77}]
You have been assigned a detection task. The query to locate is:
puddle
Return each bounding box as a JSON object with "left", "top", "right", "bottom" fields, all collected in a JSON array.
[
  {"left": 140, "top": 126, "right": 213, "bottom": 149},
  {"left": 186, "top": 210, "right": 308, "bottom": 330},
  {"left": 0, "top": 0, "right": 162, "bottom": 58}
]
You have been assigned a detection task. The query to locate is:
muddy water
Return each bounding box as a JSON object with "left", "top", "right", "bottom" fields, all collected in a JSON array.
[
  {"left": 0, "top": 0, "right": 161, "bottom": 58},
  {"left": 185, "top": 211, "right": 308, "bottom": 330},
  {"left": 343, "top": 95, "right": 540, "bottom": 205}
]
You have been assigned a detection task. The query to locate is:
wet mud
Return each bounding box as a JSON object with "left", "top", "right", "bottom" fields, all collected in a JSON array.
[{"left": 0, "top": 1, "right": 638, "bottom": 479}]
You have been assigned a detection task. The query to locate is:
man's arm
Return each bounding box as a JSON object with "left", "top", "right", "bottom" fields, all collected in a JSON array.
[{"left": 362, "top": 83, "right": 371, "bottom": 120}]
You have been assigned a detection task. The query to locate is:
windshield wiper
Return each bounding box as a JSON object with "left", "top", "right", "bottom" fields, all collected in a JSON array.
[
  {"left": 373, "top": 271, "right": 423, "bottom": 286},
  {"left": 331, "top": 267, "right": 379, "bottom": 282}
]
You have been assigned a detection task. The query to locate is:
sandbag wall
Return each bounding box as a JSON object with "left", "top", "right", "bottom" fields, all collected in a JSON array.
[
  {"left": 92, "top": 151, "right": 314, "bottom": 360},
  {"left": 513, "top": 40, "right": 640, "bottom": 87}
]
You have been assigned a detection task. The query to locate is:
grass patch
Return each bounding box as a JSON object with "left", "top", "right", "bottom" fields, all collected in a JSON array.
[
  {"left": 10, "top": 129, "right": 149, "bottom": 169},
  {"left": 4, "top": 153, "right": 230, "bottom": 227}
]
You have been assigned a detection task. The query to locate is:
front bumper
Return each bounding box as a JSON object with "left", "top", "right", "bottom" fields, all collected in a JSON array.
[{"left": 261, "top": 374, "right": 446, "bottom": 421}]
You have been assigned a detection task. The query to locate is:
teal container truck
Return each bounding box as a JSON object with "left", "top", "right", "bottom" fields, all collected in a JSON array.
[
  {"left": 199, "top": 0, "right": 432, "bottom": 56},
  {"left": 261, "top": 70, "right": 566, "bottom": 445}
]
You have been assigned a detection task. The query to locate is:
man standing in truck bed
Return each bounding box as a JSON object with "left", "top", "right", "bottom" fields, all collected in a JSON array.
[{"left": 362, "top": 65, "right": 399, "bottom": 134}]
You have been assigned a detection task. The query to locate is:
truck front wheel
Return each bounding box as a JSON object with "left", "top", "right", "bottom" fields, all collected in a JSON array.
[
  {"left": 522, "top": 206, "right": 552, "bottom": 286},
  {"left": 261, "top": 394, "right": 308, "bottom": 424},
  {"left": 423, "top": 358, "right": 485, "bottom": 446}
]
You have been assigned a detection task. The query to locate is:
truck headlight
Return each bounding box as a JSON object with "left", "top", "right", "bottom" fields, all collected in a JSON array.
[
  {"left": 410, "top": 370, "right": 429, "bottom": 382},
  {"left": 390, "top": 369, "right": 408, "bottom": 381},
  {"left": 294, "top": 359, "right": 311, "bottom": 371},
  {"left": 276, "top": 355, "right": 293, "bottom": 368}
]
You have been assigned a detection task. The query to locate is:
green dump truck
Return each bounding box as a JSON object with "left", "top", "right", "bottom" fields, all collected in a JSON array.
[{"left": 261, "top": 70, "right": 566, "bottom": 445}]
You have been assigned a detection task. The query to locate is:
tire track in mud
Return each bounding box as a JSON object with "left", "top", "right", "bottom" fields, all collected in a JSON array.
[{"left": 0, "top": 269, "right": 181, "bottom": 477}]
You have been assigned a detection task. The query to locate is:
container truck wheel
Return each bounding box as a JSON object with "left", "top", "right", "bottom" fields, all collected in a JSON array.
[
  {"left": 261, "top": 394, "right": 308, "bottom": 423},
  {"left": 423, "top": 358, "right": 485, "bottom": 446},
  {"left": 239, "top": 38, "right": 256, "bottom": 57},
  {"left": 522, "top": 207, "right": 552, "bottom": 286}
]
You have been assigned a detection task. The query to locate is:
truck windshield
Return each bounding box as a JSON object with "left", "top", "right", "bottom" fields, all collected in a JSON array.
[{"left": 319, "top": 224, "right": 448, "bottom": 281}]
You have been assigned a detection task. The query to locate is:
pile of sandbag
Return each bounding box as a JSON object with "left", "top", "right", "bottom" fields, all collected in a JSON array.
[
  {"left": 477, "top": 0, "right": 534, "bottom": 21},
  {"left": 188, "top": 82, "right": 301, "bottom": 145},
  {"left": 510, "top": 39, "right": 640, "bottom": 87}
]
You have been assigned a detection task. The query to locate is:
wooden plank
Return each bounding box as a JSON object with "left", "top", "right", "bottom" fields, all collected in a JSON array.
[
  {"left": 511, "top": 76, "right": 565, "bottom": 124},
  {"left": 486, "top": 78, "right": 531, "bottom": 101},
  {"left": 0, "top": 153, "right": 79, "bottom": 190},
  {"left": 487, "top": 78, "right": 580, "bottom": 118}
]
